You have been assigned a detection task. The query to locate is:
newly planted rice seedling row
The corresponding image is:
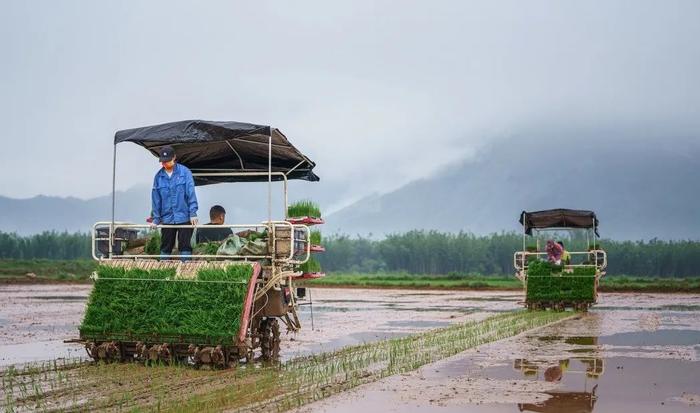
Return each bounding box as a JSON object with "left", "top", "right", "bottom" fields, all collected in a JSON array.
[
  {"left": 2, "top": 311, "right": 570, "bottom": 412},
  {"left": 169, "top": 310, "right": 571, "bottom": 412}
]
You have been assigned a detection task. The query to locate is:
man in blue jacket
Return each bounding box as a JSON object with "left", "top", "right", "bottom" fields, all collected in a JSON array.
[{"left": 151, "top": 146, "right": 199, "bottom": 259}]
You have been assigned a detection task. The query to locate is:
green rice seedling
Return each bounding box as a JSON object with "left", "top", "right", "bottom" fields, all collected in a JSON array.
[
  {"left": 13, "top": 308, "right": 570, "bottom": 412},
  {"left": 235, "top": 310, "right": 573, "bottom": 413},
  {"left": 309, "top": 230, "right": 322, "bottom": 245},
  {"left": 197, "top": 264, "right": 251, "bottom": 282},
  {"left": 247, "top": 230, "right": 268, "bottom": 242},
  {"left": 299, "top": 257, "right": 322, "bottom": 274},
  {"left": 526, "top": 261, "right": 596, "bottom": 302},
  {"left": 144, "top": 231, "right": 161, "bottom": 255},
  {"left": 287, "top": 200, "right": 322, "bottom": 219},
  {"left": 79, "top": 264, "right": 252, "bottom": 344},
  {"left": 193, "top": 241, "right": 221, "bottom": 255}
]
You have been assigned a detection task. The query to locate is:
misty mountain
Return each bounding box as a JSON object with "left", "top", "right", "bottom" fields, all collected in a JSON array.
[
  {"left": 325, "top": 129, "right": 700, "bottom": 240},
  {"left": 0, "top": 179, "right": 335, "bottom": 235},
  {"left": 0, "top": 188, "right": 150, "bottom": 235},
  {"left": 2, "top": 127, "right": 698, "bottom": 240}
]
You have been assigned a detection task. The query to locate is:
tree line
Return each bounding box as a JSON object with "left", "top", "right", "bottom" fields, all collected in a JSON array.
[
  {"left": 318, "top": 231, "right": 700, "bottom": 277},
  {"left": 1, "top": 229, "right": 698, "bottom": 277},
  {"left": 0, "top": 231, "right": 91, "bottom": 260}
]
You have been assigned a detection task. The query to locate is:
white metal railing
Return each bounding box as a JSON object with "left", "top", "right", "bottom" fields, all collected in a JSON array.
[
  {"left": 92, "top": 221, "right": 311, "bottom": 264},
  {"left": 514, "top": 250, "right": 607, "bottom": 273},
  {"left": 288, "top": 224, "right": 311, "bottom": 265}
]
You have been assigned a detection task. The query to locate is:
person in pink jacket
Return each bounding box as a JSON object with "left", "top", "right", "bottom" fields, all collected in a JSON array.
[{"left": 545, "top": 239, "right": 563, "bottom": 265}]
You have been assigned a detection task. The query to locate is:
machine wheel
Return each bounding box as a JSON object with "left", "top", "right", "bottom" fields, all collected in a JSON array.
[{"left": 259, "top": 318, "right": 281, "bottom": 361}]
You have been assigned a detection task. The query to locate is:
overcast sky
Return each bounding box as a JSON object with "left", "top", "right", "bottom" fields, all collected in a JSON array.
[{"left": 1, "top": 0, "right": 698, "bottom": 208}]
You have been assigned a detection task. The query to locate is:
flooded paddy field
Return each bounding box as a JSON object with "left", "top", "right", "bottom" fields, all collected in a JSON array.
[
  {"left": 0, "top": 285, "right": 521, "bottom": 366},
  {"left": 0, "top": 284, "right": 90, "bottom": 365},
  {"left": 1, "top": 285, "right": 698, "bottom": 412},
  {"left": 298, "top": 293, "right": 700, "bottom": 413}
]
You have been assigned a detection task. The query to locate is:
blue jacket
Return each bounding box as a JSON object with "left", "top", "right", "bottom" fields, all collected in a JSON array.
[{"left": 151, "top": 164, "right": 198, "bottom": 225}]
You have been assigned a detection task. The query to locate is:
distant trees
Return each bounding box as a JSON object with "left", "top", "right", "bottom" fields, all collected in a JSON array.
[
  {"left": 319, "top": 231, "right": 700, "bottom": 277},
  {"left": 0, "top": 231, "right": 91, "bottom": 259},
  {"left": 1, "top": 229, "right": 699, "bottom": 277}
]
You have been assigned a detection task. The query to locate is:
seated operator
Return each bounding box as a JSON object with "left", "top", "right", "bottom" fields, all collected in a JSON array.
[
  {"left": 196, "top": 205, "right": 234, "bottom": 243},
  {"left": 558, "top": 241, "right": 571, "bottom": 265},
  {"left": 545, "top": 239, "right": 563, "bottom": 265}
]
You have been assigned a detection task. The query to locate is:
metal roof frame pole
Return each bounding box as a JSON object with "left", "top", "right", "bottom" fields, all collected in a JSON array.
[
  {"left": 284, "top": 178, "right": 288, "bottom": 219},
  {"left": 268, "top": 133, "right": 272, "bottom": 224},
  {"left": 586, "top": 227, "right": 590, "bottom": 250},
  {"left": 593, "top": 217, "right": 598, "bottom": 267},
  {"left": 110, "top": 143, "right": 117, "bottom": 259}
]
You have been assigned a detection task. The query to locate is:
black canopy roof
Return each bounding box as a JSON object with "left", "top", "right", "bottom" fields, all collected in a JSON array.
[
  {"left": 114, "top": 120, "right": 319, "bottom": 185},
  {"left": 519, "top": 209, "right": 599, "bottom": 236}
]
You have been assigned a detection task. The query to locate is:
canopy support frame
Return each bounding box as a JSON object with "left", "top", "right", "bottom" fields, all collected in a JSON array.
[
  {"left": 110, "top": 143, "right": 117, "bottom": 259},
  {"left": 225, "top": 140, "right": 245, "bottom": 170}
]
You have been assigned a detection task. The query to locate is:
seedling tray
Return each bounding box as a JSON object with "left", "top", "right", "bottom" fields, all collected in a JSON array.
[
  {"left": 79, "top": 264, "right": 253, "bottom": 344},
  {"left": 286, "top": 217, "right": 325, "bottom": 225}
]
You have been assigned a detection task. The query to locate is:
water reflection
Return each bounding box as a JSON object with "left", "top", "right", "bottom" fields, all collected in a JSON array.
[
  {"left": 513, "top": 351, "right": 604, "bottom": 412},
  {"left": 517, "top": 388, "right": 598, "bottom": 413}
]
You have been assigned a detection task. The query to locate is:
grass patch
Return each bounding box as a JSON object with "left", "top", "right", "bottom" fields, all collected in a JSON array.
[
  {"left": 0, "top": 259, "right": 96, "bottom": 282},
  {"left": 301, "top": 271, "right": 700, "bottom": 293},
  {"left": 79, "top": 264, "right": 252, "bottom": 344},
  {"left": 302, "top": 272, "right": 521, "bottom": 289},
  {"left": 600, "top": 276, "right": 700, "bottom": 292},
  {"left": 1, "top": 260, "right": 698, "bottom": 293}
]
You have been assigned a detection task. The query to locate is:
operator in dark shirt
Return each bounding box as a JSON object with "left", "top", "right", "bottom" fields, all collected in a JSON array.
[{"left": 196, "top": 205, "right": 234, "bottom": 243}]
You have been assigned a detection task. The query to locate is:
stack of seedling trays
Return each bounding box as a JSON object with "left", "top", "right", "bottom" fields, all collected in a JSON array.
[
  {"left": 525, "top": 261, "right": 596, "bottom": 311},
  {"left": 79, "top": 262, "right": 254, "bottom": 365},
  {"left": 287, "top": 200, "right": 325, "bottom": 280}
]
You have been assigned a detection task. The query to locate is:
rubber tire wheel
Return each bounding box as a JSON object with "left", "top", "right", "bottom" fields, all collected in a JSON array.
[{"left": 260, "top": 318, "right": 281, "bottom": 361}]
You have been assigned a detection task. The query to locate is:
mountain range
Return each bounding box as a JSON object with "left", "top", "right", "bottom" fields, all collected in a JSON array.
[
  {"left": 326, "top": 128, "right": 699, "bottom": 240},
  {"left": 1, "top": 127, "right": 698, "bottom": 240}
]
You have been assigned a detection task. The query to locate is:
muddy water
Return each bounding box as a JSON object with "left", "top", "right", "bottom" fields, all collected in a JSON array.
[
  {"left": 0, "top": 285, "right": 90, "bottom": 365},
  {"left": 0, "top": 285, "right": 522, "bottom": 366},
  {"left": 298, "top": 293, "right": 700, "bottom": 413},
  {"left": 4, "top": 285, "right": 698, "bottom": 411},
  {"left": 286, "top": 289, "right": 521, "bottom": 358}
]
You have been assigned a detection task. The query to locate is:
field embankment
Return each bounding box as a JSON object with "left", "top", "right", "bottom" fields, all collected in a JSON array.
[
  {"left": 303, "top": 272, "right": 700, "bottom": 293},
  {"left": 0, "top": 259, "right": 95, "bottom": 283},
  {"left": 2, "top": 260, "right": 699, "bottom": 292}
]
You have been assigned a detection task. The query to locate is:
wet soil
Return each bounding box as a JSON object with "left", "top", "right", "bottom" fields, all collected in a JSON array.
[
  {"left": 3, "top": 285, "right": 699, "bottom": 412},
  {"left": 0, "top": 285, "right": 523, "bottom": 366},
  {"left": 286, "top": 288, "right": 522, "bottom": 358},
  {"left": 297, "top": 293, "right": 700, "bottom": 412},
  {"left": 0, "top": 284, "right": 90, "bottom": 365}
]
